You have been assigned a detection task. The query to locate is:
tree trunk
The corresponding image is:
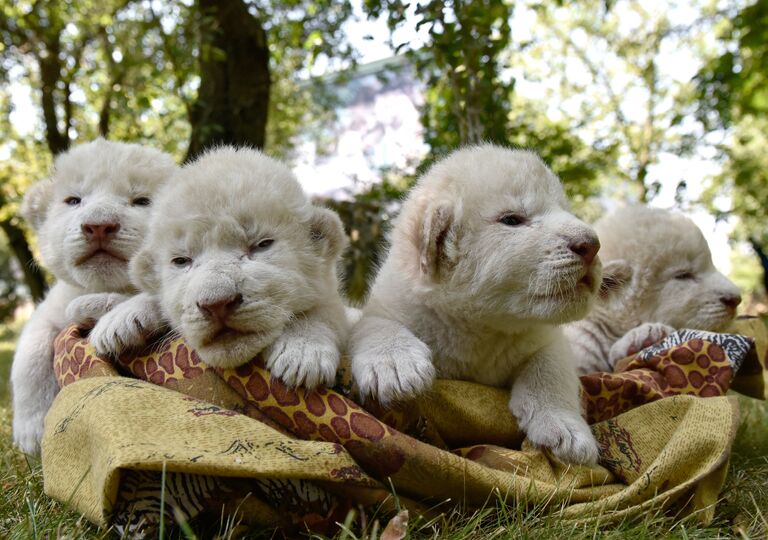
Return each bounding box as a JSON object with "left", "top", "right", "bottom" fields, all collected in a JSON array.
[
  {"left": 186, "top": 0, "right": 270, "bottom": 161},
  {"left": 0, "top": 218, "right": 48, "bottom": 302},
  {"left": 38, "top": 46, "right": 71, "bottom": 156},
  {"left": 750, "top": 238, "right": 768, "bottom": 295}
]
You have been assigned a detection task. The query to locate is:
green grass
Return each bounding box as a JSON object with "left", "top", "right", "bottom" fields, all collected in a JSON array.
[{"left": 0, "top": 323, "right": 767, "bottom": 539}]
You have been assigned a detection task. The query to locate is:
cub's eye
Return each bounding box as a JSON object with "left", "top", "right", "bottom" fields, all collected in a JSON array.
[
  {"left": 131, "top": 196, "right": 151, "bottom": 207},
  {"left": 171, "top": 256, "right": 192, "bottom": 268},
  {"left": 64, "top": 196, "right": 81, "bottom": 206},
  {"left": 249, "top": 238, "right": 274, "bottom": 254},
  {"left": 674, "top": 271, "right": 695, "bottom": 280},
  {"left": 498, "top": 214, "right": 525, "bottom": 227}
]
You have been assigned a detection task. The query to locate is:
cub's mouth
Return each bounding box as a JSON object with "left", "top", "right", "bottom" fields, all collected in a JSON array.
[
  {"left": 578, "top": 274, "right": 595, "bottom": 291},
  {"left": 535, "top": 270, "right": 599, "bottom": 301},
  {"left": 200, "top": 324, "right": 267, "bottom": 347},
  {"left": 192, "top": 319, "right": 285, "bottom": 367},
  {"left": 76, "top": 247, "right": 128, "bottom": 266}
]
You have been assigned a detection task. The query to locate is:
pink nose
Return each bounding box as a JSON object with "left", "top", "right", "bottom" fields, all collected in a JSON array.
[
  {"left": 81, "top": 222, "right": 120, "bottom": 242},
  {"left": 569, "top": 236, "right": 600, "bottom": 266},
  {"left": 720, "top": 293, "right": 742, "bottom": 310},
  {"left": 197, "top": 294, "right": 243, "bottom": 323}
]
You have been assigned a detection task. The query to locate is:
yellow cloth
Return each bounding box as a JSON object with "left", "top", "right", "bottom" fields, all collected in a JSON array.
[
  {"left": 43, "top": 379, "right": 737, "bottom": 530},
  {"left": 42, "top": 319, "right": 765, "bottom": 534}
]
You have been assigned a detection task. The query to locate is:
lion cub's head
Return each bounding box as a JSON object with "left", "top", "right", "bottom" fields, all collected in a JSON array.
[
  {"left": 131, "top": 146, "right": 347, "bottom": 367},
  {"left": 392, "top": 144, "right": 602, "bottom": 329},
  {"left": 594, "top": 206, "right": 741, "bottom": 331},
  {"left": 22, "top": 138, "right": 176, "bottom": 292}
]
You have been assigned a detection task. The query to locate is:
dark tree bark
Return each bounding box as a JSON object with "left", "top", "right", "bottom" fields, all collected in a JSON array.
[
  {"left": 0, "top": 190, "right": 48, "bottom": 301},
  {"left": 0, "top": 220, "right": 47, "bottom": 302},
  {"left": 0, "top": 188, "right": 48, "bottom": 302},
  {"left": 750, "top": 238, "right": 768, "bottom": 295},
  {"left": 38, "top": 48, "right": 71, "bottom": 155},
  {"left": 186, "top": 0, "right": 271, "bottom": 161}
]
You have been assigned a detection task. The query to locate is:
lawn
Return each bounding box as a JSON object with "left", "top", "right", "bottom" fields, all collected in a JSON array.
[{"left": 0, "top": 322, "right": 766, "bottom": 539}]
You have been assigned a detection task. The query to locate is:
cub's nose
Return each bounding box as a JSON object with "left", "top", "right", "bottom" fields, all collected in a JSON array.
[
  {"left": 569, "top": 235, "right": 600, "bottom": 266},
  {"left": 720, "top": 293, "right": 742, "bottom": 310},
  {"left": 197, "top": 293, "right": 244, "bottom": 323},
  {"left": 82, "top": 222, "right": 120, "bottom": 242}
]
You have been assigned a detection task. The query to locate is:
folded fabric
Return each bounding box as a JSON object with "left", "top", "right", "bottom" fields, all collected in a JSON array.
[{"left": 42, "top": 320, "right": 766, "bottom": 536}]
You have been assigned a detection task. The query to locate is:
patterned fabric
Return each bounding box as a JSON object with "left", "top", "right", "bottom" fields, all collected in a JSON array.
[
  {"left": 113, "top": 471, "right": 228, "bottom": 539},
  {"left": 42, "top": 320, "right": 767, "bottom": 537},
  {"left": 637, "top": 329, "right": 752, "bottom": 370},
  {"left": 113, "top": 470, "right": 354, "bottom": 538},
  {"left": 580, "top": 331, "right": 742, "bottom": 423}
]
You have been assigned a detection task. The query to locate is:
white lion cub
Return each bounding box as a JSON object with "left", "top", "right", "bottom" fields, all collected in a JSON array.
[
  {"left": 11, "top": 139, "right": 176, "bottom": 454},
  {"left": 95, "top": 146, "right": 349, "bottom": 388},
  {"left": 564, "top": 206, "right": 742, "bottom": 374},
  {"left": 350, "top": 144, "right": 602, "bottom": 465}
]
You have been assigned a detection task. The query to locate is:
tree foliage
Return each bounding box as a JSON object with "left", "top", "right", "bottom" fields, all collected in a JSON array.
[
  {"left": 697, "top": 0, "right": 768, "bottom": 129},
  {"left": 324, "top": 175, "right": 409, "bottom": 303},
  {"left": 364, "top": 0, "right": 513, "bottom": 149},
  {"left": 697, "top": 0, "right": 768, "bottom": 292},
  {"left": 0, "top": 91, "right": 51, "bottom": 302},
  {"left": 362, "top": 0, "right": 611, "bottom": 206},
  {"left": 0, "top": 0, "right": 354, "bottom": 301},
  {"left": 0, "top": 0, "right": 761, "bottom": 304},
  {"left": 527, "top": 0, "right": 721, "bottom": 204}
]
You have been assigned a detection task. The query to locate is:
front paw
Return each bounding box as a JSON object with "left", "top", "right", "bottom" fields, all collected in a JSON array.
[
  {"left": 513, "top": 406, "right": 599, "bottom": 465},
  {"left": 13, "top": 414, "right": 45, "bottom": 456},
  {"left": 89, "top": 305, "right": 156, "bottom": 357},
  {"left": 65, "top": 293, "right": 128, "bottom": 327},
  {"left": 608, "top": 322, "right": 676, "bottom": 368},
  {"left": 352, "top": 338, "right": 435, "bottom": 407},
  {"left": 265, "top": 334, "right": 340, "bottom": 390}
]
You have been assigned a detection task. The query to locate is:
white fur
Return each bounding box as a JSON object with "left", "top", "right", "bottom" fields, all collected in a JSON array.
[
  {"left": 608, "top": 322, "right": 675, "bottom": 366},
  {"left": 11, "top": 139, "right": 176, "bottom": 454},
  {"left": 86, "top": 293, "right": 166, "bottom": 356},
  {"left": 350, "top": 144, "right": 601, "bottom": 465},
  {"left": 65, "top": 292, "right": 131, "bottom": 324},
  {"left": 102, "top": 146, "right": 349, "bottom": 388},
  {"left": 564, "top": 206, "right": 742, "bottom": 374}
]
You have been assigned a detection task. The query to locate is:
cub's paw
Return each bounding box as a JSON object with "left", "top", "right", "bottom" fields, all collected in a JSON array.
[
  {"left": 352, "top": 337, "right": 435, "bottom": 407},
  {"left": 265, "top": 334, "right": 340, "bottom": 390},
  {"left": 609, "top": 322, "right": 676, "bottom": 368},
  {"left": 516, "top": 408, "right": 599, "bottom": 466},
  {"left": 65, "top": 293, "right": 129, "bottom": 327},
  {"left": 89, "top": 301, "right": 159, "bottom": 357},
  {"left": 13, "top": 414, "right": 44, "bottom": 456}
]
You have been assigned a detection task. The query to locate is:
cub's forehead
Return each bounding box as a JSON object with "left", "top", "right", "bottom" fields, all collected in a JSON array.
[
  {"left": 157, "top": 147, "right": 308, "bottom": 213},
  {"left": 151, "top": 146, "right": 311, "bottom": 243},
  {"left": 51, "top": 139, "right": 176, "bottom": 195},
  {"left": 596, "top": 206, "right": 712, "bottom": 266},
  {"left": 156, "top": 214, "right": 301, "bottom": 252},
  {"left": 421, "top": 145, "right": 568, "bottom": 211}
]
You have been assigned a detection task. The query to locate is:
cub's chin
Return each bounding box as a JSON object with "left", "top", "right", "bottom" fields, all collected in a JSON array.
[
  {"left": 527, "top": 282, "right": 597, "bottom": 325},
  {"left": 70, "top": 262, "right": 132, "bottom": 292},
  {"left": 688, "top": 307, "right": 736, "bottom": 333},
  {"left": 189, "top": 325, "right": 283, "bottom": 369}
]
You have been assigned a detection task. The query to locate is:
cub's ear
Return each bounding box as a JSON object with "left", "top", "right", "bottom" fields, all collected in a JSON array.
[
  {"left": 21, "top": 180, "right": 54, "bottom": 231},
  {"left": 129, "top": 248, "right": 161, "bottom": 293},
  {"left": 419, "top": 202, "right": 459, "bottom": 281},
  {"left": 599, "top": 259, "right": 633, "bottom": 299},
  {"left": 309, "top": 206, "right": 348, "bottom": 261}
]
